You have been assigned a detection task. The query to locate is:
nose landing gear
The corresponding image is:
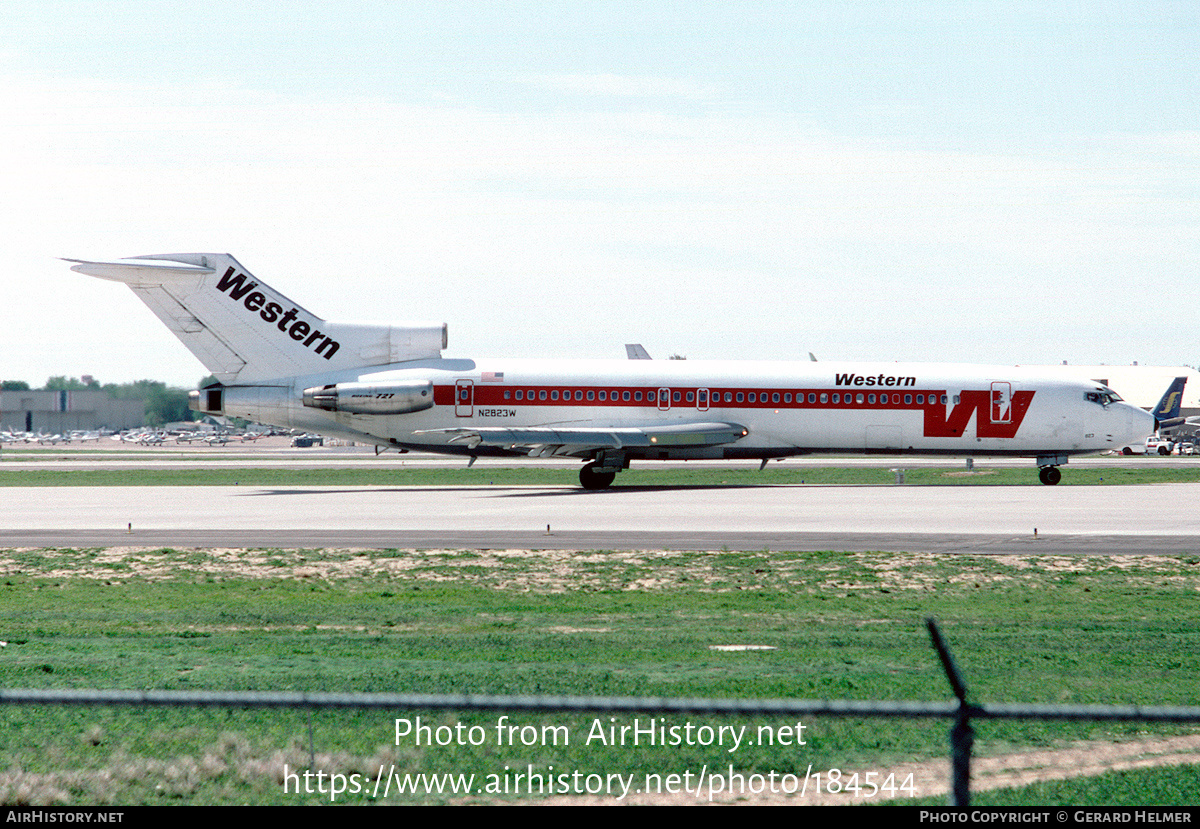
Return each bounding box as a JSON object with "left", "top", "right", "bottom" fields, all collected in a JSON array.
[{"left": 1036, "top": 453, "right": 1068, "bottom": 486}]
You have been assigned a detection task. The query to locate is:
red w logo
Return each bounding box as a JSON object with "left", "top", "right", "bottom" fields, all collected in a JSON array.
[{"left": 923, "top": 389, "right": 1034, "bottom": 439}]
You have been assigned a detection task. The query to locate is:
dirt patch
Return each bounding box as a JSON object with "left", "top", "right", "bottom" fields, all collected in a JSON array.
[
  {"left": 6, "top": 547, "right": 1200, "bottom": 597},
  {"left": 531, "top": 734, "right": 1200, "bottom": 805}
]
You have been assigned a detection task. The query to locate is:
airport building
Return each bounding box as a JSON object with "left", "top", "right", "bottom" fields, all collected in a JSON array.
[{"left": 0, "top": 390, "right": 144, "bottom": 434}]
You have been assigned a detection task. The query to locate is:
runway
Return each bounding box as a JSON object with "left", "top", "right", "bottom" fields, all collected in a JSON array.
[{"left": 4, "top": 482, "right": 1199, "bottom": 553}]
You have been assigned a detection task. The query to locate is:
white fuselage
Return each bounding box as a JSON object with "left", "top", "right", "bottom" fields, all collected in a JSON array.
[{"left": 220, "top": 358, "right": 1156, "bottom": 462}]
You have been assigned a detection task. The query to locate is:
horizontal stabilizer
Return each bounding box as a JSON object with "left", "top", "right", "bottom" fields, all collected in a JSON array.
[{"left": 64, "top": 257, "right": 216, "bottom": 282}]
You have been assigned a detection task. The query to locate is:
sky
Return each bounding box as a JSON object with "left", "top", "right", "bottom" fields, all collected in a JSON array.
[{"left": 1, "top": 1, "right": 1198, "bottom": 388}]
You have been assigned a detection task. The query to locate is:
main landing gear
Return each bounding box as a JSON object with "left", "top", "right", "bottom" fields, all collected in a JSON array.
[
  {"left": 579, "top": 452, "right": 626, "bottom": 490},
  {"left": 579, "top": 462, "right": 617, "bottom": 490}
]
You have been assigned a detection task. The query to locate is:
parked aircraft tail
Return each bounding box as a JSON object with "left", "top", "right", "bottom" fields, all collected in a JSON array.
[
  {"left": 1150, "top": 376, "right": 1188, "bottom": 428},
  {"left": 65, "top": 254, "right": 446, "bottom": 383}
]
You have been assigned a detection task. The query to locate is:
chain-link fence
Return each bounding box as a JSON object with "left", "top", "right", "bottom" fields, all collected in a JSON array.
[{"left": 4, "top": 621, "right": 1200, "bottom": 805}]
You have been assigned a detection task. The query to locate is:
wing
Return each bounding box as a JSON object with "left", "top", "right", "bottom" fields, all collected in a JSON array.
[{"left": 417, "top": 421, "right": 748, "bottom": 456}]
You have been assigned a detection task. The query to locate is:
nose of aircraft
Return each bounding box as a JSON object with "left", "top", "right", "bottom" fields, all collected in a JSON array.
[{"left": 1121, "top": 402, "right": 1159, "bottom": 444}]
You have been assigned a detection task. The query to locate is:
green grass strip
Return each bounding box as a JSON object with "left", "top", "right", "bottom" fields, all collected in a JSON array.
[{"left": 0, "top": 465, "right": 1198, "bottom": 486}]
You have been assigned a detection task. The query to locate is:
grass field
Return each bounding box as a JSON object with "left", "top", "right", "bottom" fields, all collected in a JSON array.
[
  {"left": 2, "top": 464, "right": 1200, "bottom": 487},
  {"left": 2, "top": 544, "right": 1200, "bottom": 804}
]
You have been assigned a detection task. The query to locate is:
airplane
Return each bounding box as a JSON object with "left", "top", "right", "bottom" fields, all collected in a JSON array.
[
  {"left": 1117, "top": 376, "right": 1190, "bottom": 455},
  {"left": 1147, "top": 376, "right": 1189, "bottom": 431},
  {"left": 66, "top": 253, "right": 1156, "bottom": 488}
]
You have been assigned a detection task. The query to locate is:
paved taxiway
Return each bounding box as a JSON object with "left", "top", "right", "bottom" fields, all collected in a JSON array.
[
  {"left": 5, "top": 441, "right": 1199, "bottom": 552},
  {"left": 4, "top": 481, "right": 1199, "bottom": 554}
]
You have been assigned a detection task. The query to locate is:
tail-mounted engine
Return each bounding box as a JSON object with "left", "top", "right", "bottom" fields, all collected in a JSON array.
[{"left": 302, "top": 380, "right": 434, "bottom": 415}]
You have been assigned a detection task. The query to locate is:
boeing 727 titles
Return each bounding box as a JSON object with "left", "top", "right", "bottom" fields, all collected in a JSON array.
[{"left": 66, "top": 254, "right": 1156, "bottom": 488}]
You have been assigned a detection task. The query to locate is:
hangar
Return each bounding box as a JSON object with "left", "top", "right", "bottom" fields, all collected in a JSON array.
[{"left": 0, "top": 389, "right": 144, "bottom": 434}]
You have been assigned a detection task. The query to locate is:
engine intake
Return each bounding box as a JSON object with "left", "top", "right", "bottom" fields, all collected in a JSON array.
[{"left": 302, "top": 380, "right": 434, "bottom": 415}]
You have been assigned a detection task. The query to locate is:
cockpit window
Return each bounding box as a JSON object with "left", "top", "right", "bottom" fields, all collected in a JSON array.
[{"left": 1086, "top": 390, "right": 1122, "bottom": 405}]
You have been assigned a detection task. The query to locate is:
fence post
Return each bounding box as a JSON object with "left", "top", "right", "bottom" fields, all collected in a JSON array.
[
  {"left": 927, "top": 618, "right": 973, "bottom": 806},
  {"left": 950, "top": 704, "right": 974, "bottom": 806}
]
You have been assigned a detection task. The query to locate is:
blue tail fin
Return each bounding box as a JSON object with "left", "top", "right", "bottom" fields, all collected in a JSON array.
[{"left": 1152, "top": 377, "right": 1187, "bottom": 420}]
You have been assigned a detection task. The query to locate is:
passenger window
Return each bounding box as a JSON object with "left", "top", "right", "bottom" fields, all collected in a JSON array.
[
  {"left": 504, "top": 390, "right": 511, "bottom": 400},
  {"left": 868, "top": 394, "right": 876, "bottom": 404},
  {"left": 856, "top": 394, "right": 864, "bottom": 404},
  {"left": 736, "top": 392, "right": 744, "bottom": 403},
  {"left": 916, "top": 394, "right": 923, "bottom": 404},
  {"left": 539, "top": 390, "right": 547, "bottom": 401},
  {"left": 598, "top": 391, "right": 606, "bottom": 401},
  {"left": 515, "top": 390, "right": 523, "bottom": 400},
  {"left": 772, "top": 393, "right": 780, "bottom": 403},
  {"left": 831, "top": 393, "right": 839, "bottom": 404},
  {"left": 686, "top": 391, "right": 695, "bottom": 402},
  {"left": 575, "top": 390, "right": 583, "bottom": 401},
  {"left": 623, "top": 391, "right": 631, "bottom": 401},
  {"left": 673, "top": 391, "right": 681, "bottom": 402},
  {"left": 819, "top": 393, "right": 827, "bottom": 403},
  {"left": 808, "top": 393, "right": 816, "bottom": 404},
  {"left": 748, "top": 393, "right": 756, "bottom": 403},
  {"left": 587, "top": 390, "right": 595, "bottom": 401},
  {"left": 904, "top": 394, "right": 912, "bottom": 404},
  {"left": 551, "top": 390, "right": 559, "bottom": 401},
  {"left": 784, "top": 393, "right": 792, "bottom": 403},
  {"left": 724, "top": 392, "right": 733, "bottom": 403}
]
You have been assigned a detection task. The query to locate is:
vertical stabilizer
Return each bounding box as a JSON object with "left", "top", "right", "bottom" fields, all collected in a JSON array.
[{"left": 1152, "top": 376, "right": 1188, "bottom": 421}]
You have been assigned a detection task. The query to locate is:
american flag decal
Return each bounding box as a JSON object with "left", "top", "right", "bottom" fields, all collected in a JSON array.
[{"left": 481, "top": 371, "right": 505, "bottom": 383}]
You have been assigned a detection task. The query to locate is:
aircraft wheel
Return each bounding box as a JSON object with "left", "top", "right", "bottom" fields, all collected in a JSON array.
[
  {"left": 579, "top": 462, "right": 617, "bottom": 491},
  {"left": 1038, "top": 466, "right": 1061, "bottom": 486}
]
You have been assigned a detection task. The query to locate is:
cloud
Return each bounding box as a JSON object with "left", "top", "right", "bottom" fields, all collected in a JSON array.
[{"left": 517, "top": 72, "right": 721, "bottom": 100}]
